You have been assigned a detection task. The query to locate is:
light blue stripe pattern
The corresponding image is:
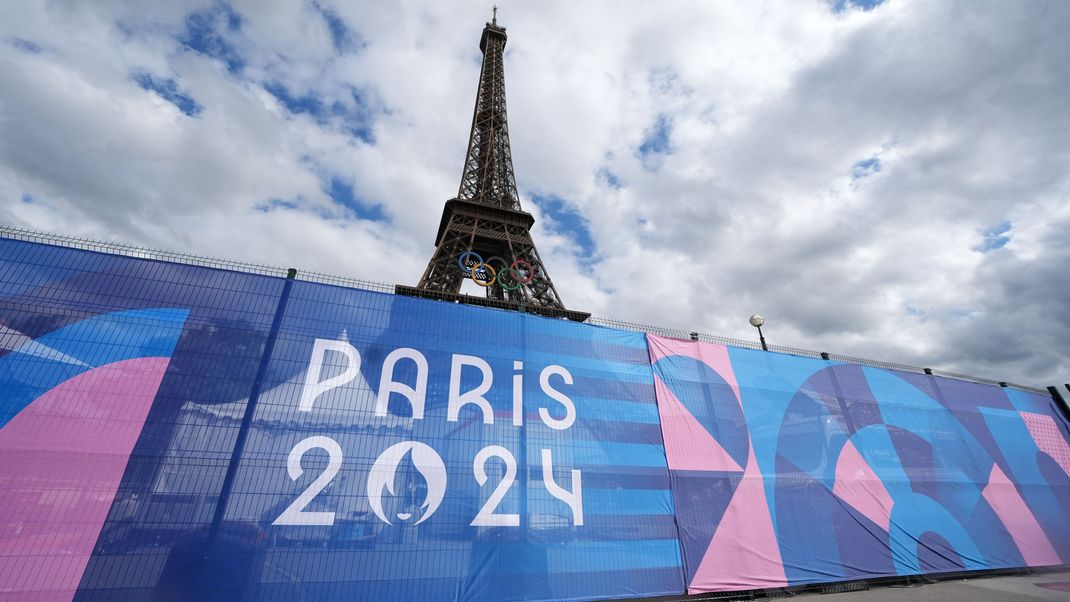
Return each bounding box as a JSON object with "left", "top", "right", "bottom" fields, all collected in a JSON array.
[
  {"left": 535, "top": 441, "right": 668, "bottom": 468},
  {"left": 571, "top": 396, "right": 661, "bottom": 424},
  {"left": 526, "top": 488, "right": 674, "bottom": 517}
]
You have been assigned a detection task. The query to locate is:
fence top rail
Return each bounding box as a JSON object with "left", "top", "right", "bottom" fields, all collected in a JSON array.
[{"left": 0, "top": 225, "right": 1048, "bottom": 394}]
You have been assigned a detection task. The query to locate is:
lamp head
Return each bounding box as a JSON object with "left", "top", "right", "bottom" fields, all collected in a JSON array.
[{"left": 749, "top": 314, "right": 765, "bottom": 328}]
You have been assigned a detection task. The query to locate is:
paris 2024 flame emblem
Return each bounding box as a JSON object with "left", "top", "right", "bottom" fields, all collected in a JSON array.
[{"left": 367, "top": 441, "right": 447, "bottom": 525}]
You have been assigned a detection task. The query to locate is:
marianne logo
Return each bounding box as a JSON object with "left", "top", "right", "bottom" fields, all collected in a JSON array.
[{"left": 367, "top": 441, "right": 447, "bottom": 525}]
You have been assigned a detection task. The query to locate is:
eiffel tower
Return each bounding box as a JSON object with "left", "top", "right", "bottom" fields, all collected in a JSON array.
[{"left": 396, "top": 11, "right": 589, "bottom": 322}]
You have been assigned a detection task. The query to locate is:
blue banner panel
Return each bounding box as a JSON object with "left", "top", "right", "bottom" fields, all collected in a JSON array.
[
  {"left": 6, "top": 235, "right": 1066, "bottom": 601},
  {"left": 0, "top": 238, "right": 285, "bottom": 602},
  {"left": 209, "top": 283, "right": 685, "bottom": 601},
  {"left": 648, "top": 334, "right": 1070, "bottom": 595}
]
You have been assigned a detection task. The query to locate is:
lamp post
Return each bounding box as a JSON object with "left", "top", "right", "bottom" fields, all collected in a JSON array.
[{"left": 749, "top": 314, "right": 768, "bottom": 351}]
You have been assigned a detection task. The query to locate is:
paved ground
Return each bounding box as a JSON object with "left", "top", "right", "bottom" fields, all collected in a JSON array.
[{"left": 800, "top": 570, "right": 1070, "bottom": 601}]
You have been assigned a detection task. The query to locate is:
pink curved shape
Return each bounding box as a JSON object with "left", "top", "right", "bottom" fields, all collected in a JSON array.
[
  {"left": 689, "top": 441, "right": 787, "bottom": 592},
  {"left": 982, "top": 463, "right": 1061, "bottom": 567},
  {"left": 832, "top": 439, "right": 893, "bottom": 531},
  {"left": 0, "top": 357, "right": 171, "bottom": 602},
  {"left": 647, "top": 335, "right": 743, "bottom": 413},
  {"left": 1020, "top": 412, "right": 1070, "bottom": 477},
  {"left": 654, "top": 374, "right": 742, "bottom": 472},
  {"left": 696, "top": 343, "right": 742, "bottom": 411},
  {"left": 646, "top": 333, "right": 693, "bottom": 364}
]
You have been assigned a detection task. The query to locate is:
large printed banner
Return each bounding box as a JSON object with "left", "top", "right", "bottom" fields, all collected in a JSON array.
[
  {"left": 1, "top": 235, "right": 1068, "bottom": 601},
  {"left": 648, "top": 335, "right": 1070, "bottom": 594},
  {"left": 209, "top": 283, "right": 684, "bottom": 601}
]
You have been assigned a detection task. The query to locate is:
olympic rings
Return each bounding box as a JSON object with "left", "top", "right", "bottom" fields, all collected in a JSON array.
[
  {"left": 498, "top": 266, "right": 521, "bottom": 291},
  {"left": 511, "top": 259, "right": 535, "bottom": 284},
  {"left": 457, "top": 251, "right": 482, "bottom": 274},
  {"left": 456, "top": 251, "right": 541, "bottom": 290},
  {"left": 485, "top": 255, "right": 509, "bottom": 277},
  {"left": 471, "top": 263, "right": 496, "bottom": 287}
]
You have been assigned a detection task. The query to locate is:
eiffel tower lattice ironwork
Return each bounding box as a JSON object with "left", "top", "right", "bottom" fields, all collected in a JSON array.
[{"left": 396, "top": 12, "right": 589, "bottom": 322}]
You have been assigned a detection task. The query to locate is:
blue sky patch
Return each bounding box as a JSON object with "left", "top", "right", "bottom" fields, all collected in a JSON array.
[
  {"left": 976, "top": 220, "right": 1012, "bottom": 253},
  {"left": 10, "top": 37, "right": 42, "bottom": 53},
  {"left": 344, "top": 87, "right": 377, "bottom": 143},
  {"left": 597, "top": 167, "right": 622, "bottom": 190},
  {"left": 852, "top": 156, "right": 881, "bottom": 179},
  {"left": 265, "top": 81, "right": 324, "bottom": 116},
  {"left": 180, "top": 3, "right": 245, "bottom": 74},
  {"left": 638, "top": 114, "right": 672, "bottom": 157},
  {"left": 312, "top": 1, "right": 362, "bottom": 53},
  {"left": 638, "top": 114, "right": 672, "bottom": 171},
  {"left": 832, "top": 0, "right": 887, "bottom": 12},
  {"left": 326, "top": 177, "right": 386, "bottom": 222},
  {"left": 255, "top": 198, "right": 300, "bottom": 212},
  {"left": 133, "top": 72, "right": 202, "bottom": 117},
  {"left": 530, "top": 193, "right": 597, "bottom": 260},
  {"left": 265, "top": 82, "right": 376, "bottom": 143}
]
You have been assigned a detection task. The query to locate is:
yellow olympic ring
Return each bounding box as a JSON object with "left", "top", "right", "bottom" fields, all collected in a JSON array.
[{"left": 471, "top": 262, "right": 496, "bottom": 287}]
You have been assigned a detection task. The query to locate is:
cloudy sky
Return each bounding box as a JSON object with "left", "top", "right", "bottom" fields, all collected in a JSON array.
[{"left": 1, "top": 0, "right": 1068, "bottom": 387}]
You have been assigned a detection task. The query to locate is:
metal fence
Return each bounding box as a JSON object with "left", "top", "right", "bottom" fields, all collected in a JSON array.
[{"left": 0, "top": 224, "right": 1047, "bottom": 394}]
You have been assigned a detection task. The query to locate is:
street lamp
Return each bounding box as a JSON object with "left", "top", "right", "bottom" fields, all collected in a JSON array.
[{"left": 749, "top": 314, "right": 768, "bottom": 351}]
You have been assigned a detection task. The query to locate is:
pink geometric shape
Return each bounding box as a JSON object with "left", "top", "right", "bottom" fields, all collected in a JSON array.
[
  {"left": 646, "top": 333, "right": 695, "bottom": 364},
  {"left": 688, "top": 441, "right": 787, "bottom": 593},
  {"left": 647, "top": 334, "right": 782, "bottom": 592},
  {"left": 647, "top": 335, "right": 742, "bottom": 414},
  {"left": 1019, "top": 412, "right": 1070, "bottom": 477},
  {"left": 696, "top": 343, "right": 742, "bottom": 412},
  {"left": 0, "top": 357, "right": 171, "bottom": 602},
  {"left": 832, "top": 439, "right": 894, "bottom": 531},
  {"left": 654, "top": 374, "right": 743, "bottom": 472},
  {"left": 982, "top": 463, "right": 1061, "bottom": 567}
]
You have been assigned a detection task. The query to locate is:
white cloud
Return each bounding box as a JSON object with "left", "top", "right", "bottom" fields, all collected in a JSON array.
[{"left": 1, "top": 0, "right": 1068, "bottom": 386}]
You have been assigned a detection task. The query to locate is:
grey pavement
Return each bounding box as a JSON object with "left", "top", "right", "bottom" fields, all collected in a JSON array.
[{"left": 799, "top": 570, "right": 1070, "bottom": 602}]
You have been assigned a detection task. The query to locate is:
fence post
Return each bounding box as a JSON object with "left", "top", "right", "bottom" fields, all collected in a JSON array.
[
  {"left": 201, "top": 268, "right": 298, "bottom": 590},
  {"left": 1048, "top": 386, "right": 1070, "bottom": 423}
]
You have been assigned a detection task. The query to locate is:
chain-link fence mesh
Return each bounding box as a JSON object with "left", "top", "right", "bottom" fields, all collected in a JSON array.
[{"left": 0, "top": 225, "right": 1048, "bottom": 394}]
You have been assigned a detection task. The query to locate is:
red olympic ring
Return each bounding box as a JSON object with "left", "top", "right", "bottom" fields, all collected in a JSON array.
[{"left": 510, "top": 259, "right": 535, "bottom": 284}]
